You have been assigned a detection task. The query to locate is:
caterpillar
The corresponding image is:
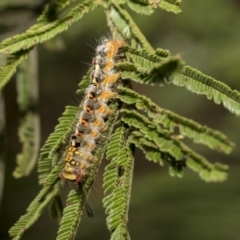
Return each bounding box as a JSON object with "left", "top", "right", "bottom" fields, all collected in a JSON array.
[{"left": 59, "top": 37, "right": 126, "bottom": 183}]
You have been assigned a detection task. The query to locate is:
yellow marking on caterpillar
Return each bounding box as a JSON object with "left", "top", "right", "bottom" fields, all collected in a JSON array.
[{"left": 102, "top": 73, "right": 120, "bottom": 84}]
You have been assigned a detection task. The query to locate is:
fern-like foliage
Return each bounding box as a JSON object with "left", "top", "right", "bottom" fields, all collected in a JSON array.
[
  {"left": 13, "top": 112, "right": 40, "bottom": 178},
  {"left": 0, "top": 0, "right": 97, "bottom": 55},
  {"left": 56, "top": 189, "right": 83, "bottom": 240},
  {"left": 103, "top": 127, "right": 133, "bottom": 237},
  {"left": 173, "top": 66, "right": 240, "bottom": 115},
  {"left": 107, "top": 3, "right": 240, "bottom": 117},
  {"left": 13, "top": 48, "right": 40, "bottom": 178},
  {"left": 120, "top": 108, "right": 228, "bottom": 182},
  {"left": 0, "top": 0, "right": 97, "bottom": 91},
  {"left": 117, "top": 86, "right": 234, "bottom": 154},
  {"left": 0, "top": 50, "right": 29, "bottom": 90},
  {"left": 0, "top": 0, "right": 239, "bottom": 239}
]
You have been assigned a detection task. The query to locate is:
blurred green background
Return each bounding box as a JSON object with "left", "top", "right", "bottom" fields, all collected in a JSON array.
[{"left": 1, "top": 0, "right": 240, "bottom": 239}]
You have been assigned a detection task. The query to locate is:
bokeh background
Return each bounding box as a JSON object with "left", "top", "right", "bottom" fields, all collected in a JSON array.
[{"left": 1, "top": 0, "right": 240, "bottom": 239}]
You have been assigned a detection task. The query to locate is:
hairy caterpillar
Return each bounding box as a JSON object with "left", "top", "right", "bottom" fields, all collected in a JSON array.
[{"left": 59, "top": 37, "right": 126, "bottom": 183}]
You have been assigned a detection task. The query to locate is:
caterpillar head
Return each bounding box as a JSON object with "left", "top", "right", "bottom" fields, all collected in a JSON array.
[{"left": 59, "top": 163, "right": 81, "bottom": 182}]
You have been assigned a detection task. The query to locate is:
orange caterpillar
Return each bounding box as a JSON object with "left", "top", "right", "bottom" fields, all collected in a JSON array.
[{"left": 59, "top": 38, "right": 126, "bottom": 182}]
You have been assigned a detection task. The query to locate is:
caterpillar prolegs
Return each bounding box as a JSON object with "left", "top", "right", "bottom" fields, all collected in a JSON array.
[{"left": 59, "top": 38, "right": 126, "bottom": 184}]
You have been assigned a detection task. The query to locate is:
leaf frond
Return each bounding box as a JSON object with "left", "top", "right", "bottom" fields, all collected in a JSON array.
[
  {"left": 116, "top": 46, "right": 183, "bottom": 85},
  {"left": 110, "top": 223, "right": 130, "bottom": 240},
  {"left": 121, "top": 109, "right": 228, "bottom": 182},
  {"left": 109, "top": 7, "right": 240, "bottom": 117},
  {"left": 34, "top": 0, "right": 75, "bottom": 29},
  {"left": 127, "top": 0, "right": 154, "bottom": 15},
  {"left": 129, "top": 132, "right": 185, "bottom": 177},
  {"left": 121, "top": 109, "right": 183, "bottom": 159},
  {"left": 121, "top": 56, "right": 183, "bottom": 85},
  {"left": 125, "top": 46, "right": 167, "bottom": 68},
  {"left": 0, "top": 50, "right": 29, "bottom": 90},
  {"left": 174, "top": 65, "right": 240, "bottom": 116},
  {"left": 103, "top": 125, "right": 134, "bottom": 238},
  {"left": 106, "top": 126, "right": 126, "bottom": 162},
  {"left": 13, "top": 49, "right": 40, "bottom": 178},
  {"left": 13, "top": 113, "right": 40, "bottom": 178},
  {"left": 0, "top": 0, "right": 97, "bottom": 54},
  {"left": 56, "top": 190, "right": 83, "bottom": 240},
  {"left": 117, "top": 86, "right": 234, "bottom": 154},
  {"left": 158, "top": 0, "right": 182, "bottom": 14},
  {"left": 155, "top": 48, "right": 170, "bottom": 58},
  {"left": 184, "top": 147, "right": 229, "bottom": 182},
  {"left": 103, "top": 137, "right": 134, "bottom": 237},
  {"left": 103, "top": 126, "right": 126, "bottom": 204},
  {"left": 103, "top": 130, "right": 124, "bottom": 208}
]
